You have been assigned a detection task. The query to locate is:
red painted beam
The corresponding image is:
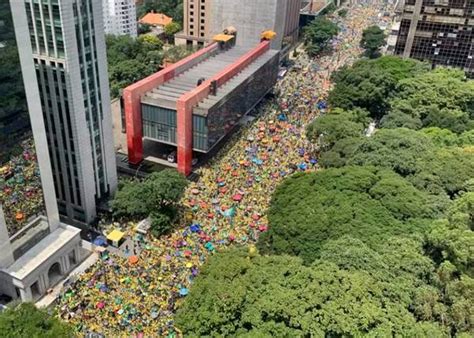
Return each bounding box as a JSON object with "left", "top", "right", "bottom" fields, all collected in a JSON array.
[
  {"left": 176, "top": 41, "right": 271, "bottom": 176},
  {"left": 123, "top": 43, "right": 218, "bottom": 165}
]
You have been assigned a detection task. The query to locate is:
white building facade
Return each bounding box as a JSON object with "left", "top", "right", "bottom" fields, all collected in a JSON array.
[
  {"left": 21, "top": 0, "right": 118, "bottom": 225},
  {"left": 0, "top": 1, "right": 90, "bottom": 303},
  {"left": 103, "top": 0, "right": 137, "bottom": 37}
]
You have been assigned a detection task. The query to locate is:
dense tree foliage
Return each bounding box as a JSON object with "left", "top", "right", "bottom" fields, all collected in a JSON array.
[
  {"left": 163, "top": 22, "right": 181, "bottom": 43},
  {"left": 303, "top": 18, "right": 339, "bottom": 56},
  {"left": 111, "top": 169, "right": 187, "bottom": 237},
  {"left": 176, "top": 247, "right": 462, "bottom": 337},
  {"left": 258, "top": 166, "right": 444, "bottom": 264},
  {"left": 360, "top": 25, "right": 385, "bottom": 58},
  {"left": 0, "top": 303, "right": 74, "bottom": 337},
  {"left": 106, "top": 35, "right": 163, "bottom": 97},
  {"left": 320, "top": 128, "right": 474, "bottom": 197},
  {"left": 306, "top": 108, "right": 369, "bottom": 150},
  {"left": 381, "top": 68, "right": 474, "bottom": 133},
  {"left": 328, "top": 56, "right": 428, "bottom": 117}
]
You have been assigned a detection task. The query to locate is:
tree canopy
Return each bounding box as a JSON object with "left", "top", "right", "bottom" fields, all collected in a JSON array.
[
  {"left": 258, "top": 166, "right": 443, "bottom": 264},
  {"left": 319, "top": 128, "right": 474, "bottom": 197},
  {"left": 381, "top": 68, "right": 474, "bottom": 133},
  {"left": 328, "top": 56, "right": 428, "bottom": 118},
  {"left": 111, "top": 169, "right": 188, "bottom": 237},
  {"left": 360, "top": 25, "right": 385, "bottom": 58},
  {"left": 306, "top": 108, "right": 369, "bottom": 150},
  {"left": 0, "top": 303, "right": 74, "bottom": 337},
  {"left": 303, "top": 18, "right": 339, "bottom": 56},
  {"left": 106, "top": 35, "right": 163, "bottom": 97},
  {"left": 176, "top": 247, "right": 455, "bottom": 337}
]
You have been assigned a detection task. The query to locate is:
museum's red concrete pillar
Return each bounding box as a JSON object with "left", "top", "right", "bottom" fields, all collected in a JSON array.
[
  {"left": 176, "top": 99, "right": 194, "bottom": 176},
  {"left": 124, "top": 89, "right": 143, "bottom": 164}
]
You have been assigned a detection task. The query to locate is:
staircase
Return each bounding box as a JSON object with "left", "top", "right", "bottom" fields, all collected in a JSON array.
[{"left": 142, "top": 47, "right": 249, "bottom": 109}]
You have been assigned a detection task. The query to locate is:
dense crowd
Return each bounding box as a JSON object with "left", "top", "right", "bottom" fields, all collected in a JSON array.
[
  {"left": 57, "top": 3, "right": 386, "bottom": 336},
  {"left": 0, "top": 139, "right": 45, "bottom": 236}
]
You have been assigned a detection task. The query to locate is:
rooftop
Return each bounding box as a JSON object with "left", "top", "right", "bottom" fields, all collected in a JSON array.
[
  {"left": 142, "top": 47, "right": 249, "bottom": 109},
  {"left": 139, "top": 12, "right": 173, "bottom": 27},
  {"left": 5, "top": 223, "right": 80, "bottom": 281},
  {"left": 141, "top": 45, "right": 279, "bottom": 117}
]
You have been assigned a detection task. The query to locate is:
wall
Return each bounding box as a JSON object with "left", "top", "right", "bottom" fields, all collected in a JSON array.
[
  {"left": 206, "top": 52, "right": 280, "bottom": 150},
  {"left": 124, "top": 42, "right": 219, "bottom": 164},
  {"left": 210, "top": 0, "right": 287, "bottom": 49}
]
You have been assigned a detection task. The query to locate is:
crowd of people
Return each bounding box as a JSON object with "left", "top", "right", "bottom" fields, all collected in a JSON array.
[
  {"left": 0, "top": 139, "right": 45, "bottom": 236},
  {"left": 57, "top": 3, "right": 386, "bottom": 336}
]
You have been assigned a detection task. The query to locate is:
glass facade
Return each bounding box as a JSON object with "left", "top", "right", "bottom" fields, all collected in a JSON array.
[
  {"left": 0, "top": 2, "right": 30, "bottom": 163},
  {"left": 395, "top": 0, "right": 474, "bottom": 75},
  {"left": 0, "top": 2, "right": 49, "bottom": 244},
  {"left": 141, "top": 53, "right": 279, "bottom": 152},
  {"left": 23, "top": 0, "right": 115, "bottom": 224}
]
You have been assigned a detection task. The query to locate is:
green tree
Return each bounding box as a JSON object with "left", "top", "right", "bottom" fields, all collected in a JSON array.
[
  {"left": 0, "top": 303, "right": 74, "bottom": 337},
  {"left": 163, "top": 22, "right": 181, "bottom": 43},
  {"left": 176, "top": 248, "right": 448, "bottom": 337},
  {"left": 320, "top": 128, "right": 474, "bottom": 197},
  {"left": 381, "top": 68, "right": 474, "bottom": 133},
  {"left": 420, "top": 127, "right": 459, "bottom": 147},
  {"left": 137, "top": 33, "right": 163, "bottom": 52},
  {"left": 360, "top": 25, "right": 385, "bottom": 58},
  {"left": 306, "top": 108, "right": 369, "bottom": 150},
  {"left": 258, "top": 166, "right": 443, "bottom": 264},
  {"left": 303, "top": 18, "right": 339, "bottom": 56},
  {"left": 111, "top": 169, "right": 188, "bottom": 236},
  {"left": 321, "top": 128, "right": 434, "bottom": 176},
  {"left": 328, "top": 56, "right": 428, "bottom": 118}
]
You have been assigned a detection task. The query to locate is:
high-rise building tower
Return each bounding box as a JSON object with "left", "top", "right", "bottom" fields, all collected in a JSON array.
[
  {"left": 19, "top": 0, "right": 118, "bottom": 225},
  {"left": 103, "top": 0, "right": 137, "bottom": 37},
  {"left": 394, "top": 0, "right": 474, "bottom": 75},
  {"left": 175, "top": 0, "right": 212, "bottom": 47},
  {"left": 0, "top": 0, "right": 88, "bottom": 303},
  {"left": 175, "top": 0, "right": 301, "bottom": 50}
]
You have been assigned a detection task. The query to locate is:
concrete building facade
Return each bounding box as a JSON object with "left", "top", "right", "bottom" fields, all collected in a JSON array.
[
  {"left": 394, "top": 0, "right": 474, "bottom": 75},
  {"left": 175, "top": 0, "right": 213, "bottom": 47},
  {"left": 0, "top": 1, "right": 89, "bottom": 303},
  {"left": 124, "top": 34, "right": 279, "bottom": 175},
  {"left": 21, "top": 0, "right": 117, "bottom": 225},
  {"left": 103, "top": 0, "right": 137, "bottom": 37},
  {"left": 176, "top": 0, "right": 301, "bottom": 50}
]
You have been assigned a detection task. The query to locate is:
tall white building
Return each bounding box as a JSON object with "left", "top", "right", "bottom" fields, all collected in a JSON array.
[
  {"left": 0, "top": 0, "right": 89, "bottom": 303},
  {"left": 20, "top": 0, "right": 118, "bottom": 226},
  {"left": 103, "top": 0, "right": 137, "bottom": 37}
]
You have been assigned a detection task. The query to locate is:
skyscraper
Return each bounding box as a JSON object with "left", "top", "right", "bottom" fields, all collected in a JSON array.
[
  {"left": 19, "top": 0, "right": 118, "bottom": 225},
  {"left": 175, "top": 0, "right": 212, "bottom": 47},
  {"left": 0, "top": 3, "right": 31, "bottom": 163},
  {"left": 103, "top": 0, "right": 138, "bottom": 37},
  {"left": 0, "top": 0, "right": 87, "bottom": 303},
  {"left": 394, "top": 0, "right": 474, "bottom": 75},
  {"left": 175, "top": 0, "right": 301, "bottom": 50}
]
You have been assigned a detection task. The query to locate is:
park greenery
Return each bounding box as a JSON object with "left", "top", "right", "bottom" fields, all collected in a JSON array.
[
  {"left": 111, "top": 169, "right": 188, "bottom": 237},
  {"left": 360, "top": 25, "right": 385, "bottom": 58},
  {"left": 106, "top": 35, "right": 194, "bottom": 98},
  {"left": 303, "top": 17, "right": 339, "bottom": 56},
  {"left": 0, "top": 303, "right": 74, "bottom": 337},
  {"left": 176, "top": 57, "right": 474, "bottom": 336}
]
